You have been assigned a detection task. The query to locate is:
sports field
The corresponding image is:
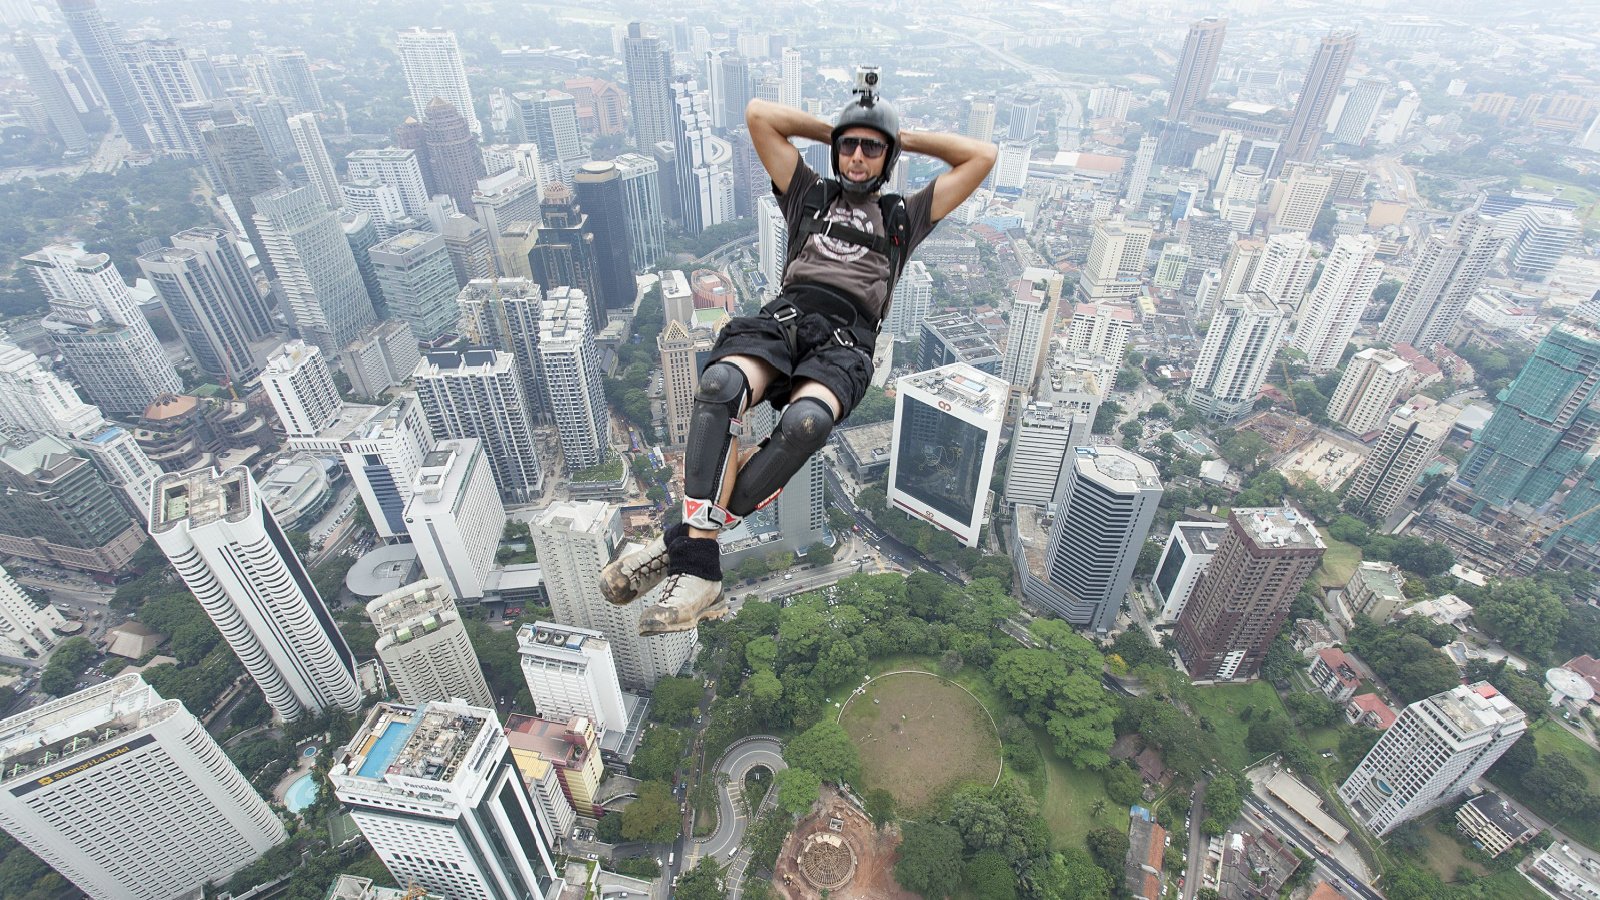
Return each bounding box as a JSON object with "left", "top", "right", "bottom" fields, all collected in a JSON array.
[{"left": 840, "top": 672, "right": 1003, "bottom": 812}]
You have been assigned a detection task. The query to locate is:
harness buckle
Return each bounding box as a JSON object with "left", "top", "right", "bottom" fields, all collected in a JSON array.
[
  {"left": 771, "top": 304, "right": 800, "bottom": 323},
  {"left": 833, "top": 328, "right": 856, "bottom": 349}
]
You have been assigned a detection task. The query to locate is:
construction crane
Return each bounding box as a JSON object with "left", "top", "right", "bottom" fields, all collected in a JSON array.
[{"left": 1511, "top": 498, "right": 1600, "bottom": 574}]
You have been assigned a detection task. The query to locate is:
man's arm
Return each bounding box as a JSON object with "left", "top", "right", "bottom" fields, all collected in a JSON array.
[
  {"left": 899, "top": 131, "right": 998, "bottom": 222},
  {"left": 745, "top": 99, "right": 833, "bottom": 195}
]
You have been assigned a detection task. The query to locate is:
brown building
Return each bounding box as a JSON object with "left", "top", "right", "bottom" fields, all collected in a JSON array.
[
  {"left": 563, "top": 77, "right": 627, "bottom": 136},
  {"left": 0, "top": 435, "right": 144, "bottom": 575},
  {"left": 134, "top": 394, "right": 277, "bottom": 473},
  {"left": 1174, "top": 506, "right": 1325, "bottom": 680},
  {"left": 658, "top": 318, "right": 723, "bottom": 446},
  {"left": 689, "top": 269, "right": 737, "bottom": 316},
  {"left": 504, "top": 713, "right": 605, "bottom": 817},
  {"left": 422, "top": 97, "right": 486, "bottom": 215}
]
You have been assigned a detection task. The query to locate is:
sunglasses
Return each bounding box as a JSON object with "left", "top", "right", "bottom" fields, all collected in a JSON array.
[{"left": 837, "top": 137, "right": 888, "bottom": 159}]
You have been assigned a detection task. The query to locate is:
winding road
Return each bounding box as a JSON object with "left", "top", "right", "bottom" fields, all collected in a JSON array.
[{"left": 687, "top": 736, "right": 786, "bottom": 898}]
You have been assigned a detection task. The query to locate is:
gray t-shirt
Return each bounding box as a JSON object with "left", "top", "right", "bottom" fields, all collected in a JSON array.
[{"left": 777, "top": 157, "right": 938, "bottom": 322}]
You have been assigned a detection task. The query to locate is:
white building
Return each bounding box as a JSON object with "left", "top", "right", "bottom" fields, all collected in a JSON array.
[
  {"left": 75, "top": 422, "right": 163, "bottom": 514},
  {"left": 1004, "top": 375, "right": 1099, "bottom": 508},
  {"left": 0, "top": 337, "right": 103, "bottom": 440},
  {"left": 403, "top": 440, "right": 505, "bottom": 603},
  {"left": 1342, "top": 397, "right": 1455, "bottom": 520},
  {"left": 370, "top": 230, "right": 462, "bottom": 342},
  {"left": 287, "top": 112, "right": 340, "bottom": 209},
  {"left": 454, "top": 278, "right": 548, "bottom": 424},
  {"left": 394, "top": 28, "right": 480, "bottom": 135},
  {"left": 0, "top": 675, "right": 286, "bottom": 900},
  {"left": 0, "top": 563, "right": 64, "bottom": 658},
  {"left": 1526, "top": 843, "right": 1600, "bottom": 899},
  {"left": 517, "top": 621, "right": 629, "bottom": 734},
  {"left": 341, "top": 319, "right": 421, "bottom": 400},
  {"left": 885, "top": 260, "right": 933, "bottom": 342},
  {"left": 1508, "top": 208, "right": 1581, "bottom": 281},
  {"left": 368, "top": 578, "right": 494, "bottom": 708},
  {"left": 1291, "top": 235, "right": 1384, "bottom": 373},
  {"left": 1078, "top": 221, "right": 1151, "bottom": 301},
  {"left": 614, "top": 152, "right": 665, "bottom": 270},
  {"left": 1270, "top": 165, "right": 1332, "bottom": 234},
  {"left": 888, "top": 365, "right": 1010, "bottom": 548},
  {"left": 1065, "top": 302, "right": 1135, "bottom": 369},
  {"left": 1155, "top": 244, "right": 1191, "bottom": 290},
  {"left": 779, "top": 47, "right": 802, "bottom": 108},
  {"left": 149, "top": 466, "right": 361, "bottom": 721},
  {"left": 1042, "top": 446, "right": 1163, "bottom": 632},
  {"left": 1150, "top": 521, "right": 1227, "bottom": 622},
  {"left": 253, "top": 184, "right": 378, "bottom": 354},
  {"left": 1327, "top": 348, "right": 1413, "bottom": 436},
  {"left": 1187, "top": 291, "right": 1287, "bottom": 421},
  {"left": 347, "top": 148, "right": 431, "bottom": 218},
  {"left": 1219, "top": 165, "right": 1264, "bottom": 232},
  {"left": 340, "top": 396, "right": 435, "bottom": 539},
  {"left": 1338, "top": 682, "right": 1526, "bottom": 836},
  {"left": 539, "top": 288, "right": 611, "bottom": 470},
  {"left": 414, "top": 348, "right": 544, "bottom": 504},
  {"left": 995, "top": 140, "right": 1033, "bottom": 192},
  {"left": 1001, "top": 274, "right": 1060, "bottom": 392},
  {"left": 1378, "top": 214, "right": 1499, "bottom": 350},
  {"left": 261, "top": 340, "right": 342, "bottom": 439},
  {"left": 1247, "top": 233, "right": 1317, "bottom": 310},
  {"left": 660, "top": 268, "right": 696, "bottom": 329},
  {"left": 330, "top": 700, "right": 562, "bottom": 899},
  {"left": 1123, "top": 135, "right": 1157, "bottom": 207}
]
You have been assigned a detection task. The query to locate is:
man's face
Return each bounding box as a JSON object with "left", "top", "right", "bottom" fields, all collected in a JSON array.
[{"left": 836, "top": 126, "right": 888, "bottom": 185}]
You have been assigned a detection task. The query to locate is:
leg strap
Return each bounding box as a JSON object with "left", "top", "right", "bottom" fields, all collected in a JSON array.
[
  {"left": 728, "top": 397, "right": 835, "bottom": 516},
  {"left": 682, "top": 361, "right": 748, "bottom": 531}
]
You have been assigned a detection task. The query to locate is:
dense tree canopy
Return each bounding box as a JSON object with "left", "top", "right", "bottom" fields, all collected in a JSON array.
[{"left": 894, "top": 822, "right": 965, "bottom": 898}]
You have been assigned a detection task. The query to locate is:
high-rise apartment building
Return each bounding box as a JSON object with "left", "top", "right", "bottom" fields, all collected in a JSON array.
[
  {"left": 1167, "top": 17, "right": 1227, "bottom": 123},
  {"left": 10, "top": 33, "right": 89, "bottom": 154},
  {"left": 659, "top": 318, "right": 720, "bottom": 446},
  {"left": 1280, "top": 30, "right": 1357, "bottom": 169},
  {"left": 370, "top": 230, "right": 459, "bottom": 341},
  {"left": 150, "top": 466, "right": 360, "bottom": 720},
  {"left": 139, "top": 227, "right": 276, "bottom": 388},
  {"left": 671, "top": 79, "right": 736, "bottom": 235},
  {"left": 1247, "top": 233, "right": 1317, "bottom": 310},
  {"left": 404, "top": 440, "right": 505, "bottom": 602},
  {"left": 889, "top": 366, "right": 1010, "bottom": 548},
  {"left": 287, "top": 112, "right": 341, "bottom": 209},
  {"left": 1041, "top": 447, "right": 1163, "bottom": 632},
  {"left": 0, "top": 563, "right": 65, "bottom": 658},
  {"left": 394, "top": 27, "right": 479, "bottom": 135},
  {"left": 531, "top": 501, "right": 695, "bottom": 690},
  {"left": 1327, "top": 347, "right": 1412, "bottom": 436},
  {"left": 1002, "top": 275, "right": 1060, "bottom": 392},
  {"left": 624, "top": 23, "right": 675, "bottom": 150},
  {"left": 0, "top": 436, "right": 144, "bottom": 576},
  {"left": 1066, "top": 303, "right": 1136, "bottom": 370},
  {"left": 539, "top": 288, "right": 610, "bottom": 470},
  {"left": 1343, "top": 397, "right": 1455, "bottom": 520},
  {"left": 76, "top": 422, "right": 163, "bottom": 515},
  {"left": 1270, "top": 166, "right": 1333, "bottom": 234},
  {"left": 528, "top": 184, "right": 605, "bottom": 330},
  {"left": 573, "top": 161, "right": 639, "bottom": 309},
  {"left": 456, "top": 278, "right": 548, "bottom": 424},
  {"left": 1077, "top": 220, "right": 1151, "bottom": 301},
  {"left": 1378, "top": 214, "right": 1501, "bottom": 350},
  {"left": 261, "top": 340, "right": 342, "bottom": 439},
  {"left": 779, "top": 47, "right": 803, "bottom": 108},
  {"left": 1339, "top": 683, "right": 1526, "bottom": 836},
  {"left": 24, "top": 245, "right": 181, "bottom": 417},
  {"left": 0, "top": 337, "right": 107, "bottom": 440},
  {"left": 0, "top": 674, "right": 286, "bottom": 899},
  {"left": 340, "top": 319, "right": 420, "bottom": 400},
  {"left": 1150, "top": 521, "right": 1228, "bottom": 622},
  {"left": 965, "top": 97, "right": 997, "bottom": 142},
  {"left": 368, "top": 578, "right": 494, "bottom": 708},
  {"left": 885, "top": 260, "right": 934, "bottom": 341},
  {"left": 264, "top": 47, "right": 322, "bottom": 114},
  {"left": 331, "top": 700, "right": 561, "bottom": 899},
  {"left": 200, "top": 115, "right": 282, "bottom": 274},
  {"left": 253, "top": 184, "right": 378, "bottom": 354},
  {"left": 1155, "top": 244, "right": 1191, "bottom": 290},
  {"left": 1175, "top": 506, "right": 1325, "bottom": 680},
  {"left": 1332, "top": 76, "right": 1387, "bottom": 145},
  {"left": 347, "top": 148, "right": 431, "bottom": 218},
  {"left": 614, "top": 153, "right": 666, "bottom": 271},
  {"left": 472, "top": 170, "right": 541, "bottom": 275},
  {"left": 1290, "top": 235, "right": 1383, "bottom": 373},
  {"left": 339, "top": 396, "right": 434, "bottom": 539},
  {"left": 56, "top": 0, "right": 151, "bottom": 152},
  {"left": 1187, "top": 291, "right": 1287, "bottom": 421},
  {"left": 414, "top": 348, "right": 543, "bottom": 503},
  {"left": 1123, "top": 135, "right": 1157, "bottom": 207},
  {"left": 516, "top": 621, "right": 629, "bottom": 734},
  {"left": 513, "top": 90, "right": 581, "bottom": 178},
  {"left": 341, "top": 179, "right": 409, "bottom": 242},
  {"left": 119, "top": 39, "right": 208, "bottom": 157},
  {"left": 1219, "top": 165, "right": 1264, "bottom": 232},
  {"left": 422, "top": 97, "right": 486, "bottom": 214}
]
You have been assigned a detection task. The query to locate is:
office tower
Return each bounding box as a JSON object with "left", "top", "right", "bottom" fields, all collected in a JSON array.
[
  {"left": 539, "top": 288, "right": 610, "bottom": 470},
  {"left": 1219, "top": 165, "right": 1264, "bottom": 232},
  {"left": 514, "top": 90, "right": 582, "bottom": 177},
  {"left": 1002, "top": 275, "right": 1060, "bottom": 391},
  {"left": 1008, "top": 93, "right": 1042, "bottom": 140},
  {"left": 253, "top": 184, "right": 378, "bottom": 354},
  {"left": 1196, "top": 130, "right": 1242, "bottom": 194},
  {"left": 1066, "top": 302, "right": 1135, "bottom": 371},
  {"left": 1326, "top": 347, "right": 1411, "bottom": 436},
  {"left": 613, "top": 153, "right": 665, "bottom": 271},
  {"left": 657, "top": 269, "right": 693, "bottom": 328},
  {"left": 24, "top": 245, "right": 181, "bottom": 417},
  {"left": 414, "top": 348, "right": 543, "bottom": 503},
  {"left": 965, "top": 96, "right": 997, "bottom": 142},
  {"left": 56, "top": 0, "right": 151, "bottom": 152},
  {"left": 119, "top": 39, "right": 209, "bottom": 157},
  {"left": 394, "top": 27, "right": 480, "bottom": 135},
  {"left": 1154, "top": 244, "right": 1190, "bottom": 290},
  {"left": 1339, "top": 683, "right": 1526, "bottom": 836},
  {"left": 671, "top": 79, "right": 736, "bottom": 235},
  {"left": 340, "top": 396, "right": 434, "bottom": 539},
  {"left": 11, "top": 33, "right": 89, "bottom": 154},
  {"left": 1246, "top": 233, "right": 1316, "bottom": 310},
  {"left": 531, "top": 501, "right": 695, "bottom": 689},
  {"left": 199, "top": 116, "right": 282, "bottom": 274},
  {"left": 0, "top": 337, "right": 104, "bottom": 439},
  {"left": 503, "top": 714, "right": 591, "bottom": 830},
  {"left": 138, "top": 227, "right": 276, "bottom": 387},
  {"left": 528, "top": 184, "right": 604, "bottom": 329},
  {"left": 721, "top": 54, "right": 753, "bottom": 128},
  {"left": 1088, "top": 85, "right": 1132, "bottom": 123},
  {"left": 1378, "top": 215, "right": 1498, "bottom": 350},
  {"left": 403, "top": 440, "right": 505, "bottom": 603},
  {"left": 1039, "top": 447, "right": 1163, "bottom": 632},
  {"left": 921, "top": 312, "right": 1003, "bottom": 375},
  {"left": 0, "top": 435, "right": 143, "bottom": 575},
  {"left": 1291, "top": 236, "right": 1382, "bottom": 373},
  {"left": 727, "top": 126, "right": 765, "bottom": 217},
  {"left": 347, "top": 148, "right": 431, "bottom": 218},
  {"left": 885, "top": 260, "right": 934, "bottom": 341},
  {"left": 1332, "top": 76, "right": 1387, "bottom": 145},
  {"left": 265, "top": 47, "right": 322, "bottom": 114},
  {"left": 658, "top": 319, "right": 718, "bottom": 446},
  {"left": 1167, "top": 17, "right": 1227, "bottom": 123},
  {"left": 0, "top": 562, "right": 65, "bottom": 656},
  {"left": 516, "top": 621, "right": 629, "bottom": 733},
  {"left": 624, "top": 23, "right": 675, "bottom": 149},
  {"left": 1078, "top": 220, "right": 1151, "bottom": 301},
  {"left": 76, "top": 421, "right": 163, "bottom": 515},
  {"left": 1150, "top": 521, "right": 1227, "bottom": 622},
  {"left": 331, "top": 700, "right": 561, "bottom": 899},
  {"left": 777, "top": 47, "right": 803, "bottom": 108},
  {"left": 888, "top": 365, "right": 1010, "bottom": 548},
  {"left": 1270, "top": 166, "right": 1332, "bottom": 235},
  {"left": 440, "top": 213, "right": 496, "bottom": 285},
  {"left": 1508, "top": 209, "right": 1581, "bottom": 281},
  {"left": 1281, "top": 30, "right": 1358, "bottom": 169},
  {"left": 1174, "top": 506, "right": 1325, "bottom": 680},
  {"left": 573, "top": 161, "right": 639, "bottom": 312},
  {"left": 1003, "top": 396, "right": 1093, "bottom": 508},
  {"left": 472, "top": 169, "right": 540, "bottom": 272},
  {"left": 259, "top": 340, "right": 339, "bottom": 439},
  {"left": 367, "top": 231, "right": 457, "bottom": 341},
  {"left": 482, "top": 142, "right": 543, "bottom": 184},
  {"left": 1459, "top": 318, "right": 1600, "bottom": 510},
  {"left": 341, "top": 200, "right": 394, "bottom": 296},
  {"left": 0, "top": 674, "right": 286, "bottom": 899},
  {"left": 456, "top": 278, "right": 548, "bottom": 424},
  {"left": 651, "top": 141, "right": 681, "bottom": 222},
  {"left": 343, "top": 179, "right": 408, "bottom": 243},
  {"left": 1123, "top": 135, "right": 1157, "bottom": 206},
  {"left": 1187, "top": 292, "right": 1287, "bottom": 421},
  {"left": 150, "top": 466, "right": 360, "bottom": 719},
  {"left": 756, "top": 194, "right": 787, "bottom": 299},
  {"left": 993, "top": 140, "right": 1032, "bottom": 192},
  {"left": 286, "top": 112, "right": 340, "bottom": 209},
  {"left": 776, "top": 451, "right": 828, "bottom": 555},
  {"left": 1344, "top": 399, "right": 1451, "bottom": 515},
  {"left": 422, "top": 98, "right": 486, "bottom": 214}
]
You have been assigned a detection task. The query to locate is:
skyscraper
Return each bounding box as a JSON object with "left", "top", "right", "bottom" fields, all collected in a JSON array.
[
  {"left": 0, "top": 562, "right": 65, "bottom": 658},
  {"left": 414, "top": 348, "right": 544, "bottom": 503},
  {"left": 528, "top": 184, "right": 604, "bottom": 330},
  {"left": 1326, "top": 347, "right": 1414, "bottom": 436},
  {"left": 0, "top": 674, "right": 286, "bottom": 899},
  {"left": 1002, "top": 274, "right": 1060, "bottom": 392},
  {"left": 339, "top": 396, "right": 435, "bottom": 540},
  {"left": 265, "top": 48, "right": 323, "bottom": 115},
  {"left": 254, "top": 185, "right": 377, "bottom": 353},
  {"left": 614, "top": 153, "right": 666, "bottom": 271},
  {"left": 885, "top": 260, "right": 934, "bottom": 341},
  {"left": 422, "top": 97, "right": 487, "bottom": 214},
  {"left": 370, "top": 230, "right": 460, "bottom": 341},
  {"left": 624, "top": 23, "right": 675, "bottom": 150},
  {"left": 0, "top": 435, "right": 144, "bottom": 576},
  {"left": 1041, "top": 446, "right": 1163, "bottom": 632},
  {"left": 1186, "top": 291, "right": 1287, "bottom": 421},
  {"left": 347, "top": 147, "right": 431, "bottom": 218},
  {"left": 1331, "top": 76, "right": 1387, "bottom": 145},
  {"left": 516, "top": 621, "right": 629, "bottom": 734},
  {"left": 573, "top": 161, "right": 639, "bottom": 309},
  {"left": 260, "top": 340, "right": 341, "bottom": 439},
  {"left": 1343, "top": 398, "right": 1455, "bottom": 520},
  {"left": 1003, "top": 394, "right": 1094, "bottom": 508},
  {"left": 23, "top": 245, "right": 182, "bottom": 417},
  {"left": 1280, "top": 30, "right": 1358, "bottom": 170},
  {"left": 671, "top": 78, "right": 736, "bottom": 235},
  {"left": 965, "top": 97, "right": 997, "bottom": 142},
  {"left": 1507, "top": 208, "right": 1581, "bottom": 281},
  {"left": 1167, "top": 17, "right": 1227, "bottom": 123},
  {"left": 370, "top": 578, "right": 493, "bottom": 708},
  {"left": 780, "top": 47, "right": 803, "bottom": 108},
  {"left": 394, "top": 27, "right": 480, "bottom": 135},
  {"left": 1247, "top": 233, "right": 1317, "bottom": 309},
  {"left": 659, "top": 318, "right": 720, "bottom": 446},
  {"left": 287, "top": 112, "right": 341, "bottom": 209},
  {"left": 721, "top": 54, "right": 753, "bottom": 128},
  {"left": 539, "top": 287, "right": 611, "bottom": 470},
  {"left": 1219, "top": 165, "right": 1264, "bottom": 232},
  {"left": 1339, "top": 683, "right": 1526, "bottom": 836},
  {"left": 150, "top": 466, "right": 361, "bottom": 720},
  {"left": 1290, "top": 234, "right": 1383, "bottom": 373},
  {"left": 56, "top": 0, "right": 151, "bottom": 152},
  {"left": 1174, "top": 506, "right": 1325, "bottom": 680},
  {"left": 1123, "top": 135, "right": 1157, "bottom": 207},
  {"left": 514, "top": 90, "right": 583, "bottom": 177},
  {"left": 1077, "top": 220, "right": 1151, "bottom": 302},
  {"left": 0, "top": 338, "right": 102, "bottom": 440},
  {"left": 757, "top": 194, "right": 787, "bottom": 300},
  {"left": 10, "top": 33, "right": 89, "bottom": 154},
  {"left": 138, "top": 227, "right": 276, "bottom": 387},
  {"left": 472, "top": 169, "right": 541, "bottom": 275},
  {"left": 456, "top": 277, "right": 548, "bottom": 425},
  {"left": 119, "top": 39, "right": 208, "bottom": 157},
  {"left": 199, "top": 114, "right": 282, "bottom": 276},
  {"left": 888, "top": 366, "right": 1010, "bottom": 548},
  {"left": 340, "top": 320, "right": 420, "bottom": 400},
  {"left": 1009, "top": 93, "right": 1042, "bottom": 140},
  {"left": 1378, "top": 214, "right": 1499, "bottom": 350},
  {"left": 331, "top": 700, "right": 562, "bottom": 899},
  {"left": 404, "top": 440, "right": 505, "bottom": 603},
  {"left": 1270, "top": 165, "right": 1333, "bottom": 234}
]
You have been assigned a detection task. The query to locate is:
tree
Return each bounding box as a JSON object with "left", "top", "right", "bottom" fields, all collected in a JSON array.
[
  {"left": 620, "top": 781, "right": 681, "bottom": 843},
  {"left": 1219, "top": 431, "right": 1271, "bottom": 473},
  {"left": 1523, "top": 754, "right": 1596, "bottom": 818},
  {"left": 774, "top": 767, "right": 822, "bottom": 815},
  {"left": 864, "top": 788, "right": 897, "bottom": 828},
  {"left": 595, "top": 812, "right": 624, "bottom": 843},
  {"left": 1245, "top": 717, "right": 1292, "bottom": 755},
  {"left": 1132, "top": 541, "right": 1163, "bottom": 580},
  {"left": 1491, "top": 733, "right": 1537, "bottom": 778},
  {"left": 39, "top": 637, "right": 98, "bottom": 696},
  {"left": 1027, "top": 848, "right": 1112, "bottom": 900},
  {"left": 1104, "top": 762, "right": 1143, "bottom": 806},
  {"left": 1085, "top": 826, "right": 1130, "bottom": 879},
  {"left": 894, "top": 822, "right": 965, "bottom": 898},
  {"left": 631, "top": 726, "right": 686, "bottom": 783},
  {"left": 782, "top": 720, "right": 861, "bottom": 785},
  {"left": 1474, "top": 578, "right": 1570, "bottom": 659},
  {"left": 1203, "top": 772, "right": 1246, "bottom": 824},
  {"left": 650, "top": 676, "right": 703, "bottom": 725},
  {"left": 675, "top": 857, "right": 727, "bottom": 900},
  {"left": 963, "top": 850, "right": 1017, "bottom": 900},
  {"left": 1284, "top": 692, "right": 1341, "bottom": 728}
]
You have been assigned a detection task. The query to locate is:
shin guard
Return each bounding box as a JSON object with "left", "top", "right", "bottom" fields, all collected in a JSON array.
[
  {"left": 727, "top": 397, "right": 835, "bottom": 516},
  {"left": 682, "top": 361, "right": 749, "bottom": 530}
]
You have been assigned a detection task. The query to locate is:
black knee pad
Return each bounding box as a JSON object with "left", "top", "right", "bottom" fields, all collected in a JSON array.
[
  {"left": 683, "top": 361, "right": 749, "bottom": 504},
  {"left": 728, "top": 397, "right": 835, "bottom": 515}
]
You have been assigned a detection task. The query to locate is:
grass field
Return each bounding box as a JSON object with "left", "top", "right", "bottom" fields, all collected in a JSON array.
[
  {"left": 1040, "top": 748, "right": 1121, "bottom": 848},
  {"left": 1419, "top": 819, "right": 1489, "bottom": 881},
  {"left": 1186, "top": 681, "right": 1291, "bottom": 771},
  {"left": 840, "top": 671, "right": 1003, "bottom": 813},
  {"left": 1491, "top": 720, "right": 1600, "bottom": 850},
  {"left": 1520, "top": 175, "right": 1600, "bottom": 224},
  {"left": 1314, "top": 528, "right": 1363, "bottom": 589}
]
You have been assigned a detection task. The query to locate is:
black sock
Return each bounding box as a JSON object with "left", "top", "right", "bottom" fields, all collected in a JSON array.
[
  {"left": 665, "top": 522, "right": 689, "bottom": 545},
  {"left": 666, "top": 534, "right": 722, "bottom": 581}
]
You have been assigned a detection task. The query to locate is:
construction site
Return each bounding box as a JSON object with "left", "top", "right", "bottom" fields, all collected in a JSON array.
[{"left": 767, "top": 785, "right": 917, "bottom": 900}]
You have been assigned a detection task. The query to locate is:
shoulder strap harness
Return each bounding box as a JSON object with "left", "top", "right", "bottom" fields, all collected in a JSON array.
[{"left": 784, "top": 179, "right": 912, "bottom": 287}]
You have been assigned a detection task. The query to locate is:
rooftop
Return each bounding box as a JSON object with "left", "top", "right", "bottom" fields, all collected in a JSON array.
[
  {"left": 0, "top": 674, "right": 175, "bottom": 785},
  {"left": 1351, "top": 561, "right": 1403, "bottom": 599},
  {"left": 517, "top": 621, "right": 605, "bottom": 656},
  {"left": 341, "top": 702, "right": 487, "bottom": 784},
  {"left": 368, "top": 578, "right": 458, "bottom": 641},
  {"left": 1234, "top": 506, "right": 1325, "bottom": 551},
  {"left": 899, "top": 364, "right": 1009, "bottom": 424},
  {"left": 151, "top": 466, "right": 252, "bottom": 531},
  {"left": 1429, "top": 682, "right": 1524, "bottom": 735},
  {"left": 1462, "top": 792, "right": 1533, "bottom": 841},
  {"left": 1348, "top": 693, "right": 1397, "bottom": 729},
  {"left": 1070, "top": 446, "right": 1162, "bottom": 492}
]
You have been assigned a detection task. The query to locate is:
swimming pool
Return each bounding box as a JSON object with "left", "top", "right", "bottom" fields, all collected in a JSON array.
[
  {"left": 358, "top": 718, "right": 420, "bottom": 778},
  {"left": 284, "top": 773, "right": 319, "bottom": 813}
]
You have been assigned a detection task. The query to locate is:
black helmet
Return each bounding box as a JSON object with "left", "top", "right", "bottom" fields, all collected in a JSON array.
[{"left": 831, "top": 98, "right": 900, "bottom": 195}]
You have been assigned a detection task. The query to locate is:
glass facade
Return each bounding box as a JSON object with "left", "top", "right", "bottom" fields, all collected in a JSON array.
[{"left": 894, "top": 396, "right": 988, "bottom": 526}]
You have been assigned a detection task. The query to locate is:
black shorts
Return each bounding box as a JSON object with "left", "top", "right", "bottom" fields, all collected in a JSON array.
[{"left": 706, "top": 294, "right": 876, "bottom": 420}]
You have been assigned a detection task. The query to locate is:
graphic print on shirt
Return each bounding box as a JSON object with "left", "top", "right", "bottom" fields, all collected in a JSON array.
[{"left": 813, "top": 203, "right": 874, "bottom": 263}]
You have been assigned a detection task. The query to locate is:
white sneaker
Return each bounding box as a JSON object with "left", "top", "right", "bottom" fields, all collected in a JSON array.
[{"left": 638, "top": 574, "right": 729, "bottom": 635}]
